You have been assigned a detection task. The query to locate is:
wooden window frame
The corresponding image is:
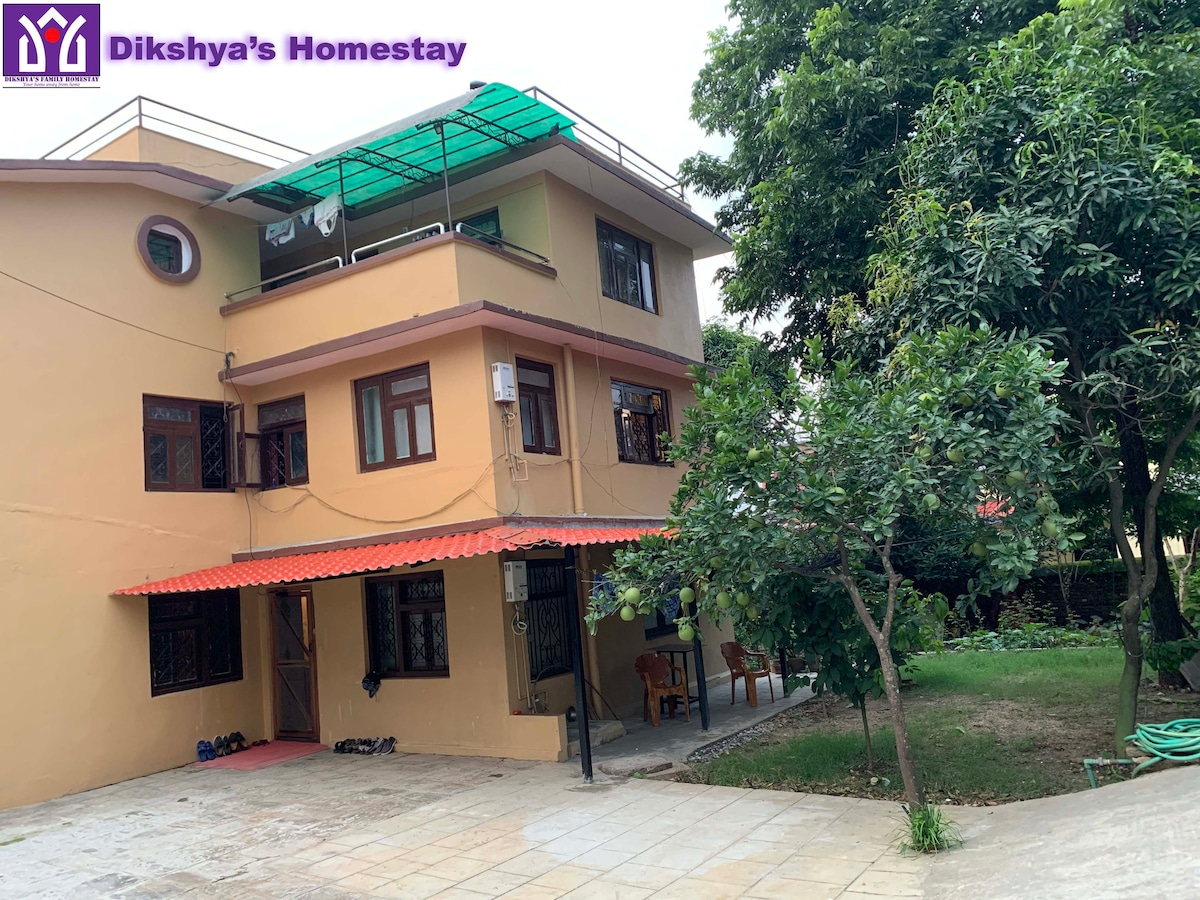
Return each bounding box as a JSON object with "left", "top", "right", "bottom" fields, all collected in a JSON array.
[
  {"left": 143, "top": 395, "right": 230, "bottom": 492},
  {"left": 612, "top": 380, "right": 672, "bottom": 466},
  {"left": 354, "top": 363, "right": 437, "bottom": 472},
  {"left": 148, "top": 590, "right": 243, "bottom": 696},
  {"left": 596, "top": 219, "right": 658, "bottom": 314},
  {"left": 258, "top": 395, "right": 308, "bottom": 489},
  {"left": 364, "top": 572, "right": 450, "bottom": 679},
  {"left": 516, "top": 358, "right": 561, "bottom": 456}
]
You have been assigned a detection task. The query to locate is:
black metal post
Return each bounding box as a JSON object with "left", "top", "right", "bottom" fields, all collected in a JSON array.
[
  {"left": 435, "top": 122, "right": 453, "bottom": 229},
  {"left": 689, "top": 601, "right": 710, "bottom": 731},
  {"left": 779, "top": 647, "right": 791, "bottom": 697},
  {"left": 563, "top": 547, "right": 593, "bottom": 782},
  {"left": 337, "top": 159, "right": 350, "bottom": 263}
]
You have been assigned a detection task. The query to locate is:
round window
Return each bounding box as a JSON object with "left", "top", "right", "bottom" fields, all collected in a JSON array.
[{"left": 137, "top": 216, "right": 201, "bottom": 284}]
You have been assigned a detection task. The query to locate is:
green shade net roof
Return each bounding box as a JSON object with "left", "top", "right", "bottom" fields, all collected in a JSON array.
[{"left": 218, "top": 83, "right": 575, "bottom": 217}]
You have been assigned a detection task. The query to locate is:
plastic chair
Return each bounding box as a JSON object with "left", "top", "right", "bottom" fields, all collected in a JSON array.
[{"left": 721, "top": 642, "right": 775, "bottom": 708}]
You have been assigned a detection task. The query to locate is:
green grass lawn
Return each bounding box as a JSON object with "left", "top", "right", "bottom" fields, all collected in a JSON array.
[{"left": 687, "top": 648, "right": 1200, "bottom": 804}]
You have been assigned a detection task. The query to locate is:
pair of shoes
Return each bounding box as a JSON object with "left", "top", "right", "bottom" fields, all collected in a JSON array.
[
  {"left": 196, "top": 740, "right": 216, "bottom": 761},
  {"left": 214, "top": 732, "right": 250, "bottom": 757},
  {"left": 229, "top": 731, "right": 249, "bottom": 752},
  {"left": 250, "top": 739, "right": 269, "bottom": 748}
]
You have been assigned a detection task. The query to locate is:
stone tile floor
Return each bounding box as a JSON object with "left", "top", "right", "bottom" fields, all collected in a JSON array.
[{"left": 0, "top": 749, "right": 922, "bottom": 899}]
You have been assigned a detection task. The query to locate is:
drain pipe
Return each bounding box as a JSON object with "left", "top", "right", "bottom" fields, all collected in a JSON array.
[{"left": 562, "top": 345, "right": 585, "bottom": 515}]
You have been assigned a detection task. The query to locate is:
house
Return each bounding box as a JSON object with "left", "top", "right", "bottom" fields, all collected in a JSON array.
[{"left": 0, "top": 86, "right": 733, "bottom": 810}]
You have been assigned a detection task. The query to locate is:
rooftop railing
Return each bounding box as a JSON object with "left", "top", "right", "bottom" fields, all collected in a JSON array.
[
  {"left": 522, "top": 86, "right": 688, "bottom": 204},
  {"left": 41, "top": 96, "right": 308, "bottom": 168}
]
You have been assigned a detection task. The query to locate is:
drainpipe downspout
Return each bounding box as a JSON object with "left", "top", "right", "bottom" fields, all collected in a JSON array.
[{"left": 562, "top": 345, "right": 585, "bottom": 515}]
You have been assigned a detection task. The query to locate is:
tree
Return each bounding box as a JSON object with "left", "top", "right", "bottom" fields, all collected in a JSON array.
[
  {"left": 589, "top": 326, "right": 1073, "bottom": 806},
  {"left": 868, "top": 1, "right": 1200, "bottom": 743},
  {"left": 701, "top": 319, "right": 793, "bottom": 395},
  {"left": 682, "top": 0, "right": 1056, "bottom": 349}
]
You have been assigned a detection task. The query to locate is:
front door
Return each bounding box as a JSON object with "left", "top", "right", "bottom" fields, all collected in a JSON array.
[{"left": 271, "top": 587, "right": 319, "bottom": 741}]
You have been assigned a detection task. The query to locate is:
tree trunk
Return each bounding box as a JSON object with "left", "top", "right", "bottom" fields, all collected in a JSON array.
[
  {"left": 859, "top": 702, "right": 874, "bottom": 770},
  {"left": 874, "top": 643, "right": 924, "bottom": 806},
  {"left": 1115, "top": 588, "right": 1144, "bottom": 758},
  {"left": 1116, "top": 403, "right": 1188, "bottom": 686}
]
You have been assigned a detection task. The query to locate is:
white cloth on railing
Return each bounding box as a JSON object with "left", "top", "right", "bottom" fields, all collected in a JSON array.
[
  {"left": 297, "top": 206, "right": 315, "bottom": 229},
  {"left": 314, "top": 193, "right": 341, "bottom": 237},
  {"left": 265, "top": 217, "right": 295, "bottom": 246}
]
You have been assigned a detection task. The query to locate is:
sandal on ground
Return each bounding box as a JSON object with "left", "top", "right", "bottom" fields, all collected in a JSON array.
[
  {"left": 196, "top": 741, "right": 208, "bottom": 762},
  {"left": 233, "top": 732, "right": 249, "bottom": 752},
  {"left": 213, "top": 735, "right": 226, "bottom": 757}
]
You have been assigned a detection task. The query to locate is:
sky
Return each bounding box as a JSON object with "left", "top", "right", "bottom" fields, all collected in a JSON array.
[{"left": 0, "top": 0, "right": 744, "bottom": 325}]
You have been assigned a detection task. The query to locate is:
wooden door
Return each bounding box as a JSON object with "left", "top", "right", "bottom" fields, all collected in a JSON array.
[{"left": 271, "top": 587, "right": 319, "bottom": 741}]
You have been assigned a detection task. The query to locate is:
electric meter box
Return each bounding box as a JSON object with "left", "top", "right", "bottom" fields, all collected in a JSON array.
[
  {"left": 503, "top": 560, "right": 528, "bottom": 603},
  {"left": 492, "top": 362, "right": 516, "bottom": 402}
]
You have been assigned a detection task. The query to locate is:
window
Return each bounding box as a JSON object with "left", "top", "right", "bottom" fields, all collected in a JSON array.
[
  {"left": 143, "top": 396, "right": 229, "bottom": 491},
  {"left": 258, "top": 396, "right": 308, "bottom": 489},
  {"left": 136, "top": 215, "right": 200, "bottom": 284},
  {"left": 149, "top": 590, "right": 243, "bottom": 695},
  {"left": 458, "top": 208, "right": 502, "bottom": 247},
  {"left": 612, "top": 381, "right": 671, "bottom": 465},
  {"left": 147, "top": 230, "right": 183, "bottom": 274},
  {"left": 365, "top": 572, "right": 449, "bottom": 677},
  {"left": 355, "top": 364, "right": 436, "bottom": 471},
  {"left": 525, "top": 560, "right": 571, "bottom": 679},
  {"left": 516, "top": 359, "right": 560, "bottom": 455},
  {"left": 597, "top": 220, "right": 657, "bottom": 313}
]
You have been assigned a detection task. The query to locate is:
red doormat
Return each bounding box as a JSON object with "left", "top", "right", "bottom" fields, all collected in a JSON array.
[{"left": 192, "top": 741, "right": 327, "bottom": 772}]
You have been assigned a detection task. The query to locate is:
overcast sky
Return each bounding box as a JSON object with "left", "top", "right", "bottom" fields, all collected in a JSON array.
[{"left": 1, "top": 0, "right": 748, "bottom": 325}]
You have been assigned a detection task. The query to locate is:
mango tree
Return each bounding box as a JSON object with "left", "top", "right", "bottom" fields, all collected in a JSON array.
[{"left": 588, "top": 327, "right": 1074, "bottom": 807}]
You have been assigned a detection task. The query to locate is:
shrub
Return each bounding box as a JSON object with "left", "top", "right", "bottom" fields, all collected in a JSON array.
[
  {"left": 900, "top": 803, "right": 962, "bottom": 854},
  {"left": 945, "top": 622, "right": 1119, "bottom": 652}
]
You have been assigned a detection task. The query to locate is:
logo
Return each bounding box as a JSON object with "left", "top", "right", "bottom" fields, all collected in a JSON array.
[{"left": 3, "top": 4, "right": 100, "bottom": 85}]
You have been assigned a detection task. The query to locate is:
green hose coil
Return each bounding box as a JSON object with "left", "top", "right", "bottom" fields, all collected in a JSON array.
[{"left": 1125, "top": 718, "right": 1200, "bottom": 776}]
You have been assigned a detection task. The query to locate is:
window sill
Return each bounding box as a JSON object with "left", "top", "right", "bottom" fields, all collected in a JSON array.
[
  {"left": 151, "top": 674, "right": 243, "bottom": 697},
  {"left": 601, "top": 290, "right": 659, "bottom": 316},
  {"left": 616, "top": 459, "right": 675, "bottom": 468},
  {"left": 360, "top": 456, "right": 437, "bottom": 474},
  {"left": 378, "top": 671, "right": 450, "bottom": 679}
]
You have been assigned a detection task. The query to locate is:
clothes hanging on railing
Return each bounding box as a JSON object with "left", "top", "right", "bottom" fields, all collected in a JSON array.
[
  {"left": 314, "top": 193, "right": 341, "bottom": 237},
  {"left": 297, "top": 206, "right": 315, "bottom": 229},
  {"left": 265, "top": 217, "right": 295, "bottom": 246}
]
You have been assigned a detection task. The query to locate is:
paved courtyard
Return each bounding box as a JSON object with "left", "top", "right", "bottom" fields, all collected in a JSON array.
[{"left": 0, "top": 749, "right": 920, "bottom": 899}]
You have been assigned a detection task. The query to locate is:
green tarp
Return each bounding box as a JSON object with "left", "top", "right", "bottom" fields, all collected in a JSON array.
[{"left": 219, "top": 83, "right": 575, "bottom": 216}]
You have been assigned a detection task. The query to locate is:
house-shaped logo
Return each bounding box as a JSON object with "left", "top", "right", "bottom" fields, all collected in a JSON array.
[{"left": 2, "top": 4, "right": 100, "bottom": 80}]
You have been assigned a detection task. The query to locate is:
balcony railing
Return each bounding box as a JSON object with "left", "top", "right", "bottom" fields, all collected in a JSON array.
[{"left": 224, "top": 221, "right": 551, "bottom": 304}]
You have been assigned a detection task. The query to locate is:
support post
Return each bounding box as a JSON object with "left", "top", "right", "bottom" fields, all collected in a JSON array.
[
  {"left": 337, "top": 159, "right": 350, "bottom": 264},
  {"left": 779, "top": 647, "right": 791, "bottom": 697},
  {"left": 564, "top": 547, "right": 593, "bottom": 781},
  {"left": 561, "top": 345, "right": 586, "bottom": 514},
  {"left": 435, "top": 122, "right": 453, "bottom": 228},
  {"left": 689, "top": 601, "right": 710, "bottom": 731}
]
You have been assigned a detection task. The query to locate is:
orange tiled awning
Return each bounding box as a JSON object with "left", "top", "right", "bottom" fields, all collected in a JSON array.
[{"left": 113, "top": 525, "right": 658, "bottom": 596}]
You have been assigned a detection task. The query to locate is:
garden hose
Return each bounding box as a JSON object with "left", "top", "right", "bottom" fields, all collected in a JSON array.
[{"left": 1125, "top": 719, "right": 1200, "bottom": 776}]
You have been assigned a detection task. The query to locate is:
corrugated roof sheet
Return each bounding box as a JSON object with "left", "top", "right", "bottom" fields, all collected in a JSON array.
[{"left": 113, "top": 525, "right": 656, "bottom": 596}]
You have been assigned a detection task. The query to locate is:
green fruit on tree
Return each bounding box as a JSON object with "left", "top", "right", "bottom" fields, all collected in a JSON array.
[
  {"left": 957, "top": 392, "right": 975, "bottom": 407},
  {"left": 829, "top": 487, "right": 848, "bottom": 505},
  {"left": 995, "top": 385, "right": 1013, "bottom": 399},
  {"left": 969, "top": 541, "right": 988, "bottom": 558},
  {"left": 715, "top": 591, "right": 732, "bottom": 609},
  {"left": 677, "top": 623, "right": 695, "bottom": 642},
  {"left": 1041, "top": 520, "right": 1060, "bottom": 539},
  {"left": 709, "top": 556, "right": 724, "bottom": 570},
  {"left": 678, "top": 586, "right": 695, "bottom": 605},
  {"left": 1035, "top": 496, "right": 1056, "bottom": 515},
  {"left": 746, "top": 606, "right": 760, "bottom": 621},
  {"left": 624, "top": 587, "right": 642, "bottom": 605},
  {"left": 747, "top": 448, "right": 763, "bottom": 462},
  {"left": 922, "top": 493, "right": 941, "bottom": 510},
  {"left": 946, "top": 447, "right": 966, "bottom": 464},
  {"left": 1005, "top": 470, "right": 1027, "bottom": 487},
  {"left": 715, "top": 431, "right": 729, "bottom": 446},
  {"left": 736, "top": 591, "right": 751, "bottom": 607},
  {"left": 619, "top": 605, "right": 636, "bottom": 622},
  {"left": 916, "top": 445, "right": 933, "bottom": 461}
]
